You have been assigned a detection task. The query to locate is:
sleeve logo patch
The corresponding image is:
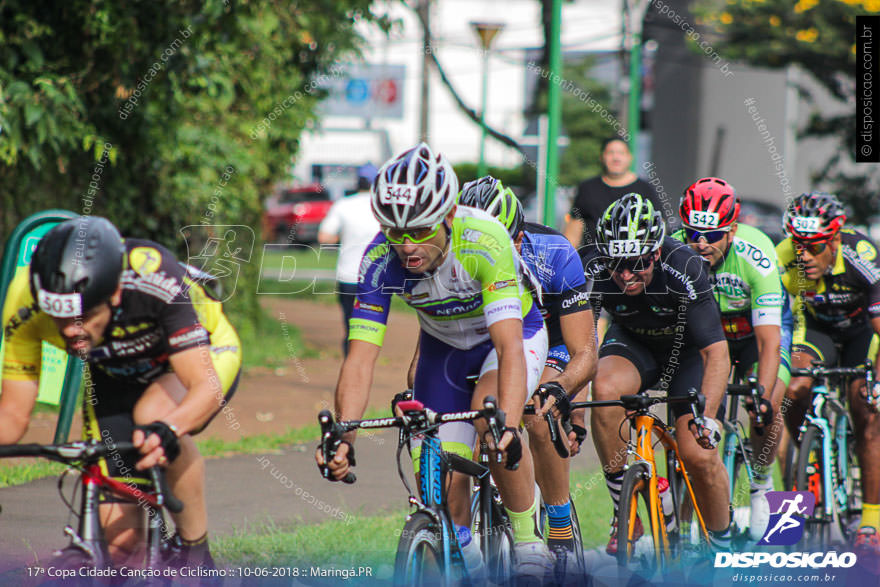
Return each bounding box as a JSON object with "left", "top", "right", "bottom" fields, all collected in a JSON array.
[
  {"left": 609, "top": 239, "right": 641, "bottom": 257},
  {"left": 688, "top": 210, "right": 720, "bottom": 229},
  {"left": 857, "top": 240, "right": 877, "bottom": 262},
  {"left": 129, "top": 247, "right": 163, "bottom": 275},
  {"left": 488, "top": 280, "right": 514, "bottom": 292},
  {"left": 755, "top": 293, "right": 783, "bottom": 307},
  {"left": 378, "top": 185, "right": 417, "bottom": 206}
]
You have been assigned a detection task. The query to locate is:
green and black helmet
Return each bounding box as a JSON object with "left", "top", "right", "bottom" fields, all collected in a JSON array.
[
  {"left": 458, "top": 176, "right": 525, "bottom": 239},
  {"left": 596, "top": 193, "right": 665, "bottom": 257}
]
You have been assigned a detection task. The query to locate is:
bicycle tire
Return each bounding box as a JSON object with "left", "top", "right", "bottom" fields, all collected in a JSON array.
[
  {"left": 834, "top": 415, "right": 861, "bottom": 541},
  {"left": 569, "top": 498, "right": 587, "bottom": 575},
  {"left": 394, "top": 511, "right": 447, "bottom": 587},
  {"left": 483, "top": 497, "right": 515, "bottom": 584},
  {"left": 617, "top": 462, "right": 658, "bottom": 573},
  {"left": 782, "top": 436, "right": 796, "bottom": 491},
  {"left": 794, "top": 425, "right": 831, "bottom": 548}
]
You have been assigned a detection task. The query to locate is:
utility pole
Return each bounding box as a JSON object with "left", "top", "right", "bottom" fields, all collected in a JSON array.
[
  {"left": 418, "top": 0, "right": 431, "bottom": 143},
  {"left": 542, "top": 0, "right": 561, "bottom": 227},
  {"left": 624, "top": 0, "right": 651, "bottom": 167},
  {"left": 471, "top": 21, "right": 504, "bottom": 178}
]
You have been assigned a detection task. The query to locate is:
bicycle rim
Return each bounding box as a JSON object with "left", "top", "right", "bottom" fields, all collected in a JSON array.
[
  {"left": 617, "top": 462, "right": 660, "bottom": 574},
  {"left": 795, "top": 425, "right": 829, "bottom": 548},
  {"left": 394, "top": 512, "right": 447, "bottom": 587}
]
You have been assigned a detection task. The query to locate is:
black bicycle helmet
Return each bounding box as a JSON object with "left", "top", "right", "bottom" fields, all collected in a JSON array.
[
  {"left": 30, "top": 216, "right": 126, "bottom": 317},
  {"left": 596, "top": 193, "right": 665, "bottom": 257},
  {"left": 458, "top": 176, "right": 525, "bottom": 238}
]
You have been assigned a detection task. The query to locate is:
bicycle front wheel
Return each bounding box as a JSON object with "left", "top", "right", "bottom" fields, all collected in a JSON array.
[
  {"left": 394, "top": 512, "right": 447, "bottom": 587},
  {"left": 834, "top": 415, "right": 861, "bottom": 541},
  {"left": 617, "top": 462, "right": 659, "bottom": 573},
  {"left": 794, "top": 425, "right": 830, "bottom": 548}
]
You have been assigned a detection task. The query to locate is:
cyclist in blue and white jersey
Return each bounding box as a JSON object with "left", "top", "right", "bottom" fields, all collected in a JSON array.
[
  {"left": 458, "top": 177, "right": 596, "bottom": 568},
  {"left": 315, "top": 144, "right": 554, "bottom": 580}
]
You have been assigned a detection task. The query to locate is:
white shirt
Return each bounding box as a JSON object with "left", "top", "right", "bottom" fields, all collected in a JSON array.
[{"left": 319, "top": 191, "right": 381, "bottom": 283}]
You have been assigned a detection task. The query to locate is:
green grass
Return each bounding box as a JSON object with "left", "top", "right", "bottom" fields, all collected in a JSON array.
[
  {"left": 195, "top": 407, "right": 390, "bottom": 458},
  {"left": 238, "top": 308, "right": 320, "bottom": 370},
  {"left": 214, "top": 513, "right": 404, "bottom": 575},
  {"left": 0, "top": 460, "right": 66, "bottom": 488},
  {"left": 212, "top": 465, "right": 616, "bottom": 572}
]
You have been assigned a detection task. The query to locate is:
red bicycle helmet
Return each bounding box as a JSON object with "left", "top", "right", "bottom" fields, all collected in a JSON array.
[
  {"left": 679, "top": 177, "right": 740, "bottom": 230},
  {"left": 783, "top": 192, "right": 846, "bottom": 241}
]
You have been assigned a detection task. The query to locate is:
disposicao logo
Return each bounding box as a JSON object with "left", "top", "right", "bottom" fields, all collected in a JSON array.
[{"left": 759, "top": 491, "right": 815, "bottom": 546}]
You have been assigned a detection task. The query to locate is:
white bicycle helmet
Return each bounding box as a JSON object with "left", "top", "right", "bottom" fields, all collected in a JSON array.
[{"left": 371, "top": 143, "right": 459, "bottom": 228}]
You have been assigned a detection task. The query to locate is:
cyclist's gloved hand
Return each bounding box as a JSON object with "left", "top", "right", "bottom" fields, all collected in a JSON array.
[
  {"left": 534, "top": 381, "right": 571, "bottom": 419},
  {"left": 862, "top": 381, "right": 880, "bottom": 411},
  {"left": 688, "top": 416, "right": 721, "bottom": 450},
  {"left": 569, "top": 423, "right": 587, "bottom": 456},
  {"left": 499, "top": 426, "right": 522, "bottom": 471},
  {"left": 135, "top": 421, "right": 180, "bottom": 464},
  {"left": 317, "top": 439, "right": 356, "bottom": 482}
]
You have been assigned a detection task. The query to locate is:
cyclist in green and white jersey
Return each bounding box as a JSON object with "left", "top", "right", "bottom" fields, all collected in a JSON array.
[
  {"left": 674, "top": 177, "right": 791, "bottom": 541},
  {"left": 315, "top": 143, "right": 554, "bottom": 580}
]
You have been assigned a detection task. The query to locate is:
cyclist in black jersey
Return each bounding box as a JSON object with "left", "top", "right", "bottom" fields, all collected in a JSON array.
[
  {"left": 0, "top": 217, "right": 241, "bottom": 567},
  {"left": 583, "top": 194, "right": 732, "bottom": 554},
  {"left": 777, "top": 192, "right": 880, "bottom": 556}
]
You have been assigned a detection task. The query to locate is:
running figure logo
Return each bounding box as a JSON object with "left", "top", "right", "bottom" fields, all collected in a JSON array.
[{"left": 758, "top": 491, "right": 816, "bottom": 546}]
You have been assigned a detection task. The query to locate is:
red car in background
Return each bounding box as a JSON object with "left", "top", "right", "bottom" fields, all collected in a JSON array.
[{"left": 262, "top": 183, "right": 333, "bottom": 244}]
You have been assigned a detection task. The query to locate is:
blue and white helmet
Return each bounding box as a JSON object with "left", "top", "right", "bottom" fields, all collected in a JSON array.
[{"left": 371, "top": 143, "right": 459, "bottom": 228}]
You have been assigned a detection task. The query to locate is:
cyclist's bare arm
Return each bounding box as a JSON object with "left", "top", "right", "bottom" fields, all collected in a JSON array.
[
  {"left": 556, "top": 309, "right": 597, "bottom": 397},
  {"left": 315, "top": 339, "right": 380, "bottom": 480},
  {"left": 699, "top": 340, "right": 730, "bottom": 420},
  {"left": 487, "top": 317, "right": 527, "bottom": 446},
  {"left": 0, "top": 380, "right": 39, "bottom": 443},
  {"left": 873, "top": 316, "right": 880, "bottom": 381},
  {"left": 562, "top": 215, "right": 584, "bottom": 249},
  {"left": 407, "top": 343, "right": 419, "bottom": 389},
  {"left": 754, "top": 323, "right": 782, "bottom": 399},
  {"left": 134, "top": 346, "right": 223, "bottom": 468}
]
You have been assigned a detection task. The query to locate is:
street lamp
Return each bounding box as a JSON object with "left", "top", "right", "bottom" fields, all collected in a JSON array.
[{"left": 470, "top": 21, "right": 504, "bottom": 178}]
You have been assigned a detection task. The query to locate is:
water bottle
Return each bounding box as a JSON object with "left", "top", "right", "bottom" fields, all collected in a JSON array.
[{"left": 657, "top": 477, "right": 677, "bottom": 533}]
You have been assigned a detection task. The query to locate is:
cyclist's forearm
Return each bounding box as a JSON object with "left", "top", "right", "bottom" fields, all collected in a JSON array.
[
  {"left": 872, "top": 317, "right": 880, "bottom": 380},
  {"left": 0, "top": 380, "right": 39, "bottom": 443},
  {"left": 495, "top": 346, "right": 528, "bottom": 425},
  {"left": 754, "top": 325, "right": 781, "bottom": 396},
  {"left": 334, "top": 340, "right": 380, "bottom": 438},
  {"left": 555, "top": 350, "right": 592, "bottom": 398},
  {"left": 700, "top": 341, "right": 730, "bottom": 418},
  {"left": 164, "top": 380, "right": 221, "bottom": 434}
]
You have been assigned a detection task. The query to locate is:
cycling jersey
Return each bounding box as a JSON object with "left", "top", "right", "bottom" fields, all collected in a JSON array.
[
  {"left": 519, "top": 222, "right": 591, "bottom": 349},
  {"left": 583, "top": 237, "right": 726, "bottom": 350},
  {"left": 350, "top": 206, "right": 544, "bottom": 349},
  {"left": 778, "top": 229, "right": 880, "bottom": 336},
  {"left": 2, "top": 239, "right": 242, "bottom": 481},
  {"left": 3, "top": 239, "right": 241, "bottom": 388},
  {"left": 672, "top": 224, "right": 783, "bottom": 341}
]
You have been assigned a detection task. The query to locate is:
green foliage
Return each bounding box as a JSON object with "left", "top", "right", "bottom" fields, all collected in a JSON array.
[
  {"left": 531, "top": 55, "right": 617, "bottom": 188},
  {"left": 452, "top": 163, "right": 529, "bottom": 190},
  {"left": 0, "top": 0, "right": 380, "bottom": 331},
  {"left": 692, "top": 0, "right": 880, "bottom": 218}
]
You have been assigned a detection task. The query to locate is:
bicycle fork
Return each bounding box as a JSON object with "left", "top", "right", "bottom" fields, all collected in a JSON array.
[{"left": 61, "top": 465, "right": 112, "bottom": 567}]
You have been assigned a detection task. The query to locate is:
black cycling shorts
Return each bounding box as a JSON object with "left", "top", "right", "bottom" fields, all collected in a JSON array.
[
  {"left": 792, "top": 322, "right": 874, "bottom": 370},
  {"left": 599, "top": 324, "right": 710, "bottom": 420},
  {"left": 83, "top": 367, "right": 240, "bottom": 482}
]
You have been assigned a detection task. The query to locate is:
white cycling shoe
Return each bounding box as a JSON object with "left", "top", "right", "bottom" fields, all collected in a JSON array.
[
  {"left": 514, "top": 541, "right": 555, "bottom": 584},
  {"left": 748, "top": 480, "right": 772, "bottom": 541}
]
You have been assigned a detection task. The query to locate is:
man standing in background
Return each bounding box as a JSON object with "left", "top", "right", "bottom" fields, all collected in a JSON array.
[
  {"left": 563, "top": 137, "right": 662, "bottom": 252},
  {"left": 318, "top": 164, "right": 380, "bottom": 355}
]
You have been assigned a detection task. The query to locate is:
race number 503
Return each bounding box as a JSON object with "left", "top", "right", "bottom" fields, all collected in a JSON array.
[
  {"left": 609, "top": 239, "right": 640, "bottom": 257},
  {"left": 37, "top": 290, "right": 82, "bottom": 318}
]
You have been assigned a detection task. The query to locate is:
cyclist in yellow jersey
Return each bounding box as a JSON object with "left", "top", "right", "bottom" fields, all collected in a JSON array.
[
  {"left": 1, "top": 217, "right": 241, "bottom": 567},
  {"left": 777, "top": 192, "right": 880, "bottom": 557}
]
